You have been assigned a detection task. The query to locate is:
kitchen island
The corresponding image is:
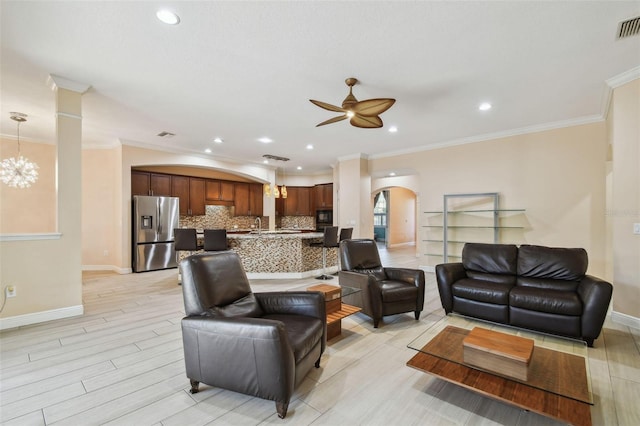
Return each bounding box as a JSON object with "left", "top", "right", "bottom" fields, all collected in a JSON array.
[{"left": 227, "top": 231, "right": 338, "bottom": 279}]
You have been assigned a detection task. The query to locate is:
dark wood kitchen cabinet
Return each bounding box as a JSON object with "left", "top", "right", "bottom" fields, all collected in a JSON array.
[
  {"left": 284, "top": 186, "right": 312, "bottom": 216},
  {"left": 131, "top": 171, "right": 171, "bottom": 197},
  {"left": 172, "top": 176, "right": 205, "bottom": 216},
  {"left": 234, "top": 183, "right": 263, "bottom": 216},
  {"left": 312, "top": 183, "right": 333, "bottom": 210},
  {"left": 205, "top": 180, "right": 235, "bottom": 203}
]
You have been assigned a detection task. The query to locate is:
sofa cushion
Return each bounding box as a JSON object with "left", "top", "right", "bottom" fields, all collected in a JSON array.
[
  {"left": 462, "top": 243, "right": 518, "bottom": 275},
  {"left": 517, "top": 245, "right": 587, "bottom": 281},
  {"left": 263, "top": 314, "right": 323, "bottom": 363},
  {"left": 452, "top": 278, "right": 512, "bottom": 305},
  {"left": 510, "top": 287, "right": 582, "bottom": 316},
  {"left": 379, "top": 280, "right": 418, "bottom": 303}
]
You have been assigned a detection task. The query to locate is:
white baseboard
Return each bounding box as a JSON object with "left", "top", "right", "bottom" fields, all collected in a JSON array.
[
  {"left": 0, "top": 305, "right": 84, "bottom": 330},
  {"left": 82, "top": 265, "right": 132, "bottom": 274},
  {"left": 386, "top": 241, "right": 416, "bottom": 248},
  {"left": 611, "top": 310, "right": 640, "bottom": 330}
]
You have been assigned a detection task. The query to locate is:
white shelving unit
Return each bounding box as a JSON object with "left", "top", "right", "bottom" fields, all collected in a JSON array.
[{"left": 422, "top": 192, "right": 526, "bottom": 262}]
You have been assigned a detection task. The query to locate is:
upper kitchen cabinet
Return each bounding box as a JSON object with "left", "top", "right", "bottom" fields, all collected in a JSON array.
[
  {"left": 205, "top": 180, "right": 235, "bottom": 204},
  {"left": 172, "top": 176, "right": 205, "bottom": 216},
  {"left": 234, "top": 182, "right": 263, "bottom": 216},
  {"left": 312, "top": 183, "right": 333, "bottom": 210},
  {"left": 284, "top": 186, "right": 312, "bottom": 216},
  {"left": 131, "top": 171, "right": 172, "bottom": 197}
]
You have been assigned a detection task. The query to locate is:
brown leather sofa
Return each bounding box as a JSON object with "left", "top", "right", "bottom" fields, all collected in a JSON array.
[
  {"left": 436, "top": 243, "right": 613, "bottom": 346},
  {"left": 339, "top": 238, "right": 425, "bottom": 328},
  {"left": 179, "top": 251, "right": 326, "bottom": 418}
]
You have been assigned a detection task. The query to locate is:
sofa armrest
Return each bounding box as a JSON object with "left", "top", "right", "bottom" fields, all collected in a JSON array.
[
  {"left": 255, "top": 291, "right": 326, "bottom": 321},
  {"left": 577, "top": 275, "right": 613, "bottom": 342},
  {"left": 385, "top": 267, "right": 426, "bottom": 311},
  {"left": 435, "top": 262, "right": 467, "bottom": 313}
]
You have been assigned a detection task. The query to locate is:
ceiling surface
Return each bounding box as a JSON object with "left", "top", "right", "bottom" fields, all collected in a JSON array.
[{"left": 2, "top": 1, "right": 639, "bottom": 175}]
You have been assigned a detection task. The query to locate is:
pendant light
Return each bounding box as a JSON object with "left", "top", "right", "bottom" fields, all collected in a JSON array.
[{"left": 0, "top": 112, "right": 39, "bottom": 188}]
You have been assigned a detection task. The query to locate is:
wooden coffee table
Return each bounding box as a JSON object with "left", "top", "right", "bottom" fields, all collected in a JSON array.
[
  {"left": 307, "top": 284, "right": 362, "bottom": 340},
  {"left": 407, "top": 315, "right": 592, "bottom": 426}
]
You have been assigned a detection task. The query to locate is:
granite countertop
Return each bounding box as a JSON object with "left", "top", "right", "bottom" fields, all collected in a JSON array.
[{"left": 228, "top": 230, "right": 323, "bottom": 239}]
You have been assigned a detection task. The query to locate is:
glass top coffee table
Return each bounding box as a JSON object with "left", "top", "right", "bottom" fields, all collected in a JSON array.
[{"left": 407, "top": 314, "right": 592, "bottom": 426}]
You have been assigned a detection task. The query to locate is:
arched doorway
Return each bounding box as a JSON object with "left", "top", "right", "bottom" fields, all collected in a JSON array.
[{"left": 372, "top": 187, "right": 417, "bottom": 250}]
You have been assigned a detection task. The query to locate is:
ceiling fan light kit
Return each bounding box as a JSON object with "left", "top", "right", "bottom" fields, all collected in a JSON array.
[{"left": 310, "top": 78, "right": 395, "bottom": 129}]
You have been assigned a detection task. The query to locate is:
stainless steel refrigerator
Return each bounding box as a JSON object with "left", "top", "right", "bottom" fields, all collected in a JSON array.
[{"left": 132, "top": 195, "right": 180, "bottom": 272}]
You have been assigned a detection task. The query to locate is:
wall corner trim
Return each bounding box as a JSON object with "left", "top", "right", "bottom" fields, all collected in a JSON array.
[{"left": 0, "top": 305, "right": 84, "bottom": 330}]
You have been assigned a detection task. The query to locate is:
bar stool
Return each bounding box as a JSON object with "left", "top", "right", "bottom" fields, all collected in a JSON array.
[
  {"left": 174, "top": 228, "right": 203, "bottom": 285},
  {"left": 335, "top": 227, "right": 353, "bottom": 273},
  {"left": 311, "top": 226, "right": 339, "bottom": 280},
  {"left": 203, "top": 229, "right": 229, "bottom": 251}
]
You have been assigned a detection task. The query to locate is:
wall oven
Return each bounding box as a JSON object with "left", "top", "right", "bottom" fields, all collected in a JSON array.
[{"left": 315, "top": 209, "right": 333, "bottom": 230}]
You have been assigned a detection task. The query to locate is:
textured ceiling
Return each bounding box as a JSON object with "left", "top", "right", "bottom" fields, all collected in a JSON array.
[{"left": 1, "top": 1, "right": 639, "bottom": 175}]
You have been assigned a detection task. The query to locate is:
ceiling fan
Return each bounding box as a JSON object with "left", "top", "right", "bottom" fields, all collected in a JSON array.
[{"left": 310, "top": 78, "right": 395, "bottom": 128}]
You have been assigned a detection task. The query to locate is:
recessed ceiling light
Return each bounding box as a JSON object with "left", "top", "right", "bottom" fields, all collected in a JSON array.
[
  {"left": 479, "top": 102, "right": 492, "bottom": 111},
  {"left": 156, "top": 9, "right": 180, "bottom": 25},
  {"left": 297, "top": 166, "right": 302, "bottom": 170},
  {"left": 213, "top": 137, "right": 223, "bottom": 143},
  {"left": 306, "top": 144, "right": 314, "bottom": 150},
  {"left": 263, "top": 159, "right": 269, "bottom": 164},
  {"left": 258, "top": 137, "right": 273, "bottom": 144},
  {"left": 389, "top": 172, "right": 396, "bottom": 176},
  {"left": 204, "top": 148, "right": 212, "bottom": 154},
  {"left": 388, "top": 126, "right": 398, "bottom": 133}
]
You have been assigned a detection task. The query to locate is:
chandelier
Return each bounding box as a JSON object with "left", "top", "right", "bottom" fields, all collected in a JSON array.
[
  {"left": 262, "top": 154, "right": 288, "bottom": 199},
  {"left": 1, "top": 113, "right": 39, "bottom": 188}
]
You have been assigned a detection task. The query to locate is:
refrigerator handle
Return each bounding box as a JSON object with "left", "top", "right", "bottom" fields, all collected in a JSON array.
[{"left": 157, "top": 199, "right": 162, "bottom": 236}]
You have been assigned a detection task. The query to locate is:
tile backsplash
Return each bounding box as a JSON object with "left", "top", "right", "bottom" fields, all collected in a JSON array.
[{"left": 179, "top": 205, "right": 315, "bottom": 230}]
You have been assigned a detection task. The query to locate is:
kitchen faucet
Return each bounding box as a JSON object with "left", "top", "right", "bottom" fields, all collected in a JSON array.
[{"left": 254, "top": 217, "right": 261, "bottom": 234}]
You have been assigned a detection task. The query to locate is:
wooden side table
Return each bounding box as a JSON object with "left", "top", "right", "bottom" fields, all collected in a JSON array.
[{"left": 308, "top": 284, "right": 362, "bottom": 340}]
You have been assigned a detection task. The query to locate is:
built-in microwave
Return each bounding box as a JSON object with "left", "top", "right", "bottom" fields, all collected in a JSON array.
[{"left": 316, "top": 209, "right": 333, "bottom": 225}]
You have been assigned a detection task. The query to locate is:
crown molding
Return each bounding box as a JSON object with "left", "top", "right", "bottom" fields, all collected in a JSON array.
[
  {"left": 337, "top": 153, "right": 369, "bottom": 162},
  {"left": 369, "top": 114, "right": 604, "bottom": 160},
  {"left": 606, "top": 66, "right": 640, "bottom": 89}
]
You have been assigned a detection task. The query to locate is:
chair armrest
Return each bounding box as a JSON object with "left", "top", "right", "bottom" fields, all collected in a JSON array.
[
  {"left": 255, "top": 291, "right": 326, "bottom": 321},
  {"left": 435, "top": 262, "right": 467, "bottom": 313},
  {"left": 577, "top": 275, "right": 613, "bottom": 341},
  {"left": 384, "top": 268, "right": 425, "bottom": 287},
  {"left": 181, "top": 316, "right": 296, "bottom": 400},
  {"left": 385, "top": 268, "right": 426, "bottom": 312},
  {"left": 338, "top": 270, "right": 382, "bottom": 320}
]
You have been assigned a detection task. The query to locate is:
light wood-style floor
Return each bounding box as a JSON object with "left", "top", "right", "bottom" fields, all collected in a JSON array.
[{"left": 1, "top": 245, "right": 639, "bottom": 425}]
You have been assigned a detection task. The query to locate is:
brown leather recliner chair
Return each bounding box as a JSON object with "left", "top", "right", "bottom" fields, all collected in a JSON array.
[
  {"left": 338, "top": 239, "right": 425, "bottom": 328},
  {"left": 179, "top": 251, "right": 327, "bottom": 419}
]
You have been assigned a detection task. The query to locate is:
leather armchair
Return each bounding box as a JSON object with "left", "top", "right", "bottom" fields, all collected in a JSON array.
[
  {"left": 180, "top": 251, "right": 326, "bottom": 419},
  {"left": 338, "top": 239, "right": 425, "bottom": 327}
]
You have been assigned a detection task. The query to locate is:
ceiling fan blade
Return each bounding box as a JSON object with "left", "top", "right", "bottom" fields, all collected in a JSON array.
[
  {"left": 351, "top": 98, "right": 396, "bottom": 117},
  {"left": 350, "top": 114, "right": 383, "bottom": 128},
  {"left": 309, "top": 99, "right": 346, "bottom": 113},
  {"left": 316, "top": 115, "right": 348, "bottom": 127}
]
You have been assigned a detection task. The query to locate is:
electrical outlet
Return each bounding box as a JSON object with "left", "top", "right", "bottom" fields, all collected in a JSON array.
[
  {"left": 6, "top": 285, "right": 16, "bottom": 298},
  {"left": 634, "top": 223, "right": 640, "bottom": 235},
  {"left": 103, "top": 250, "right": 109, "bottom": 257}
]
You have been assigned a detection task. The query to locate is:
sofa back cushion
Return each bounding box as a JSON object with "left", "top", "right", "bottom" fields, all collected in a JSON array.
[
  {"left": 516, "top": 245, "right": 587, "bottom": 290},
  {"left": 462, "top": 243, "right": 518, "bottom": 275}
]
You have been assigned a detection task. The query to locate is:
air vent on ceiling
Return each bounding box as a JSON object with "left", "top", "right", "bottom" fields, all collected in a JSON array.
[
  {"left": 617, "top": 16, "right": 640, "bottom": 39},
  {"left": 157, "top": 131, "right": 175, "bottom": 138},
  {"left": 262, "top": 154, "right": 290, "bottom": 162}
]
